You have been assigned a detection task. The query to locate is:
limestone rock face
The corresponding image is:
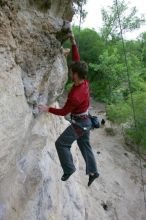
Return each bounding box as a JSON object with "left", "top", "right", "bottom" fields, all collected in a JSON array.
[
  {"left": 0, "top": 0, "right": 73, "bottom": 113},
  {"left": 0, "top": 1, "right": 86, "bottom": 219},
  {"left": 1, "top": 1, "right": 146, "bottom": 220}
]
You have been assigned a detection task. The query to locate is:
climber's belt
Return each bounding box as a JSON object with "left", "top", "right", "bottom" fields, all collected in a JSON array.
[{"left": 71, "top": 114, "right": 89, "bottom": 120}]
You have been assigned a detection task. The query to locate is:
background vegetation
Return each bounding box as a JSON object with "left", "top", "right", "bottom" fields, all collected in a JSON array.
[{"left": 64, "top": 0, "right": 146, "bottom": 152}]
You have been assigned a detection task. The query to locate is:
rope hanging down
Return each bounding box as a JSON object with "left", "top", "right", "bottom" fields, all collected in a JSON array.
[{"left": 115, "top": 0, "right": 146, "bottom": 210}]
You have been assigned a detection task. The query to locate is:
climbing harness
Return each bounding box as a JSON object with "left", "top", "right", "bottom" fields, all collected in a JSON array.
[
  {"left": 71, "top": 114, "right": 90, "bottom": 132},
  {"left": 115, "top": 0, "right": 146, "bottom": 210}
]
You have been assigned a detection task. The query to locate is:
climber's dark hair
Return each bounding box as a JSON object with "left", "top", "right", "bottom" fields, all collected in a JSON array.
[{"left": 69, "top": 61, "right": 88, "bottom": 79}]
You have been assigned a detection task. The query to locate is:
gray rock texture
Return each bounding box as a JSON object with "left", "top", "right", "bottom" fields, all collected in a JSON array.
[
  {"left": 0, "top": 1, "right": 84, "bottom": 219},
  {"left": 0, "top": 1, "right": 146, "bottom": 220},
  {"left": 0, "top": 0, "right": 72, "bottom": 112}
]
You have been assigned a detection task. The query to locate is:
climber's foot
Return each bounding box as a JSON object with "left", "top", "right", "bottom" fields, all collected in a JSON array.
[
  {"left": 61, "top": 171, "right": 75, "bottom": 181},
  {"left": 88, "top": 172, "right": 99, "bottom": 187}
]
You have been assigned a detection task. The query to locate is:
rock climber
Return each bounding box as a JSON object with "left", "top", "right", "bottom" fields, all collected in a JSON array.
[{"left": 38, "top": 32, "right": 99, "bottom": 187}]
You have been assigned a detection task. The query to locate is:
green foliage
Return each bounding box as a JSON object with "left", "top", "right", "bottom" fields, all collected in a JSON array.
[
  {"left": 65, "top": 82, "right": 73, "bottom": 92},
  {"left": 107, "top": 102, "right": 131, "bottom": 124},
  {"left": 139, "top": 33, "right": 146, "bottom": 66},
  {"left": 89, "top": 48, "right": 126, "bottom": 102},
  {"left": 107, "top": 92, "right": 146, "bottom": 150},
  {"left": 101, "top": 0, "right": 145, "bottom": 41},
  {"left": 76, "top": 27, "right": 104, "bottom": 63}
]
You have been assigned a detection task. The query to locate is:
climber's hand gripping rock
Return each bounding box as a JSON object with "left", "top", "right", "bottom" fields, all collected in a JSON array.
[{"left": 38, "top": 105, "right": 49, "bottom": 113}]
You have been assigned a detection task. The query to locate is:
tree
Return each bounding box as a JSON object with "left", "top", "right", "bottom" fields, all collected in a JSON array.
[
  {"left": 74, "top": 27, "right": 104, "bottom": 63},
  {"left": 89, "top": 47, "right": 126, "bottom": 102},
  {"left": 101, "top": 0, "right": 145, "bottom": 41},
  {"left": 73, "top": 0, "right": 88, "bottom": 25},
  {"left": 139, "top": 32, "right": 146, "bottom": 66}
]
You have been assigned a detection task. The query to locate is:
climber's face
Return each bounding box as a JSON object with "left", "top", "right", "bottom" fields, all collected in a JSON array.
[{"left": 70, "top": 69, "right": 79, "bottom": 82}]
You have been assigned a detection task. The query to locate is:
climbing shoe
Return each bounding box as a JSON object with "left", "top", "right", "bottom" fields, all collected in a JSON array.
[
  {"left": 88, "top": 172, "right": 99, "bottom": 187},
  {"left": 61, "top": 171, "right": 75, "bottom": 181}
]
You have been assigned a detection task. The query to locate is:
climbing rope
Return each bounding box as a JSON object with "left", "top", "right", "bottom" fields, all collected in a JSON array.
[{"left": 115, "top": 0, "right": 146, "bottom": 210}]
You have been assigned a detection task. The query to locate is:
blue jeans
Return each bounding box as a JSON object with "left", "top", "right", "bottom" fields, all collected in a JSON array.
[{"left": 55, "top": 117, "right": 98, "bottom": 175}]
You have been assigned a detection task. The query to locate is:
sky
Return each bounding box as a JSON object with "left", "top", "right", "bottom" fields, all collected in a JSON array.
[{"left": 73, "top": 0, "right": 146, "bottom": 39}]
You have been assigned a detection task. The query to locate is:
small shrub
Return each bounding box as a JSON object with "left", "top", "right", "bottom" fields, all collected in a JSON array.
[
  {"left": 107, "top": 102, "right": 131, "bottom": 124},
  {"left": 107, "top": 91, "right": 146, "bottom": 151}
]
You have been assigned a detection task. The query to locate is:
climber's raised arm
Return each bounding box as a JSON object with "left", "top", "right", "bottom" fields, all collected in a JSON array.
[{"left": 69, "top": 32, "right": 80, "bottom": 62}]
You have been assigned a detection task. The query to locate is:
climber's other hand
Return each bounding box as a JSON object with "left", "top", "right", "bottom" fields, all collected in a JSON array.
[
  {"left": 38, "top": 105, "right": 49, "bottom": 113},
  {"left": 63, "top": 48, "right": 71, "bottom": 57}
]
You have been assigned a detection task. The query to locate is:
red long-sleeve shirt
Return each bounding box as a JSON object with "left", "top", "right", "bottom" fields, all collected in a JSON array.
[
  {"left": 72, "top": 44, "right": 80, "bottom": 61},
  {"left": 48, "top": 44, "right": 90, "bottom": 116}
]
